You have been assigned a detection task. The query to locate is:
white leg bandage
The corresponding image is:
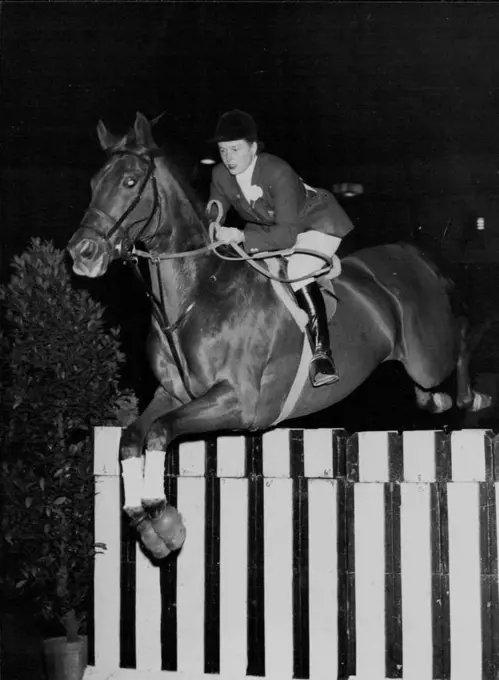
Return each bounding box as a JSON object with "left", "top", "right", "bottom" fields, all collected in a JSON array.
[
  {"left": 121, "top": 457, "right": 144, "bottom": 508},
  {"left": 143, "top": 450, "right": 166, "bottom": 500},
  {"left": 288, "top": 231, "right": 342, "bottom": 291}
]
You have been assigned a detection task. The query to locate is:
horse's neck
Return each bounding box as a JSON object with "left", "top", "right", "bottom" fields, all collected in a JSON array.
[{"left": 148, "top": 163, "right": 210, "bottom": 318}]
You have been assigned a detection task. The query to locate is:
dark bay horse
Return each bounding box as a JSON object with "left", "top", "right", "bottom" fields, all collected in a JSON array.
[{"left": 68, "top": 113, "right": 491, "bottom": 560}]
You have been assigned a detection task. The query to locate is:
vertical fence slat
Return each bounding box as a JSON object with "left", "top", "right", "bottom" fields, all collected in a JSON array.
[
  {"left": 402, "top": 430, "right": 436, "bottom": 483},
  {"left": 354, "top": 481, "right": 386, "bottom": 679},
  {"left": 401, "top": 483, "right": 433, "bottom": 680},
  {"left": 479, "top": 482, "right": 498, "bottom": 680},
  {"left": 135, "top": 546, "right": 162, "bottom": 670},
  {"left": 384, "top": 482, "right": 402, "bottom": 678},
  {"left": 264, "top": 477, "right": 294, "bottom": 678},
  {"left": 93, "top": 426, "right": 122, "bottom": 674},
  {"left": 204, "top": 442, "right": 220, "bottom": 675},
  {"left": 176, "top": 475, "right": 206, "bottom": 675},
  {"left": 246, "top": 435, "right": 265, "bottom": 678},
  {"left": 357, "top": 431, "right": 390, "bottom": 482},
  {"left": 451, "top": 430, "right": 487, "bottom": 482},
  {"left": 217, "top": 436, "right": 246, "bottom": 478},
  {"left": 354, "top": 432, "right": 388, "bottom": 678},
  {"left": 220, "top": 478, "right": 249, "bottom": 677},
  {"left": 448, "top": 483, "right": 483, "bottom": 680},
  {"left": 308, "top": 478, "right": 338, "bottom": 680},
  {"left": 262, "top": 429, "right": 291, "bottom": 478},
  {"left": 431, "top": 482, "right": 451, "bottom": 680},
  {"left": 303, "top": 429, "right": 335, "bottom": 478},
  {"left": 493, "top": 483, "right": 499, "bottom": 676}
]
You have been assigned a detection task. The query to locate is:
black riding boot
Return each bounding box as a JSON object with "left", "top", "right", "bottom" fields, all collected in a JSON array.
[{"left": 294, "top": 282, "right": 340, "bottom": 388}]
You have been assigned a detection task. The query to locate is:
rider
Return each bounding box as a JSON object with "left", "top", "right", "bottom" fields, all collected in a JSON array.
[{"left": 207, "top": 109, "right": 355, "bottom": 388}]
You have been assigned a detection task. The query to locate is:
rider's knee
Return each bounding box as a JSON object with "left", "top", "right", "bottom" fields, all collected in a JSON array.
[
  {"left": 287, "top": 253, "right": 316, "bottom": 291},
  {"left": 287, "top": 231, "right": 342, "bottom": 291}
]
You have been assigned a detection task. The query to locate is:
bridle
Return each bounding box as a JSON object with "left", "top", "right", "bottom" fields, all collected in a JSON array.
[
  {"left": 80, "top": 148, "right": 199, "bottom": 402},
  {"left": 80, "top": 149, "right": 162, "bottom": 258}
]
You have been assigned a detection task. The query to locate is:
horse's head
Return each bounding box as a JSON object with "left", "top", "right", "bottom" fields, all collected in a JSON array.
[{"left": 68, "top": 112, "right": 163, "bottom": 278}]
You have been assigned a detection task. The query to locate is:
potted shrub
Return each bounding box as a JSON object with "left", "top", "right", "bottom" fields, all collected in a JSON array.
[{"left": 0, "top": 239, "right": 138, "bottom": 680}]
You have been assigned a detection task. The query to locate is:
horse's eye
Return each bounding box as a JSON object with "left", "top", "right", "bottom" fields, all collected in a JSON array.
[{"left": 124, "top": 177, "right": 137, "bottom": 188}]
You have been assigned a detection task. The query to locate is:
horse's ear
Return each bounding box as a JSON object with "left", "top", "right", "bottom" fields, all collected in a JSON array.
[
  {"left": 133, "top": 112, "right": 157, "bottom": 148},
  {"left": 150, "top": 111, "right": 166, "bottom": 127},
  {"left": 97, "top": 120, "right": 120, "bottom": 151}
]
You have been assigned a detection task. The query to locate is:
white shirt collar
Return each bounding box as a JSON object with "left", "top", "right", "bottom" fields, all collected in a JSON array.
[{"left": 235, "top": 155, "right": 258, "bottom": 189}]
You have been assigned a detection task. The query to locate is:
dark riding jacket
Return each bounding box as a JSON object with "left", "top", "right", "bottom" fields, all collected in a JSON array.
[{"left": 209, "top": 152, "right": 354, "bottom": 251}]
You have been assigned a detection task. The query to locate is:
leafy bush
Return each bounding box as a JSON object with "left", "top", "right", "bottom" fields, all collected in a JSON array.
[{"left": 0, "top": 238, "right": 138, "bottom": 640}]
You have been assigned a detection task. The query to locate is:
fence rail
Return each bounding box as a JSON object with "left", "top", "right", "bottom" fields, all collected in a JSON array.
[{"left": 86, "top": 427, "right": 499, "bottom": 680}]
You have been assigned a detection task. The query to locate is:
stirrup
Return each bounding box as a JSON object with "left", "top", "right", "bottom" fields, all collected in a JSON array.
[{"left": 309, "top": 353, "right": 340, "bottom": 387}]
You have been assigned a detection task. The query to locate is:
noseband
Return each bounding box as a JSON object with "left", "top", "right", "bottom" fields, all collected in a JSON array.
[{"left": 81, "top": 150, "right": 161, "bottom": 256}]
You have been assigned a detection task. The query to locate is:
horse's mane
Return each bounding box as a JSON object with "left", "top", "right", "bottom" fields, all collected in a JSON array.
[{"left": 157, "top": 143, "right": 208, "bottom": 227}]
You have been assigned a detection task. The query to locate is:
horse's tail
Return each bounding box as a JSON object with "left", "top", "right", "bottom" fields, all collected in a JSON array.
[
  {"left": 421, "top": 241, "right": 497, "bottom": 360},
  {"left": 408, "top": 242, "right": 467, "bottom": 318},
  {"left": 465, "top": 318, "right": 493, "bottom": 355}
]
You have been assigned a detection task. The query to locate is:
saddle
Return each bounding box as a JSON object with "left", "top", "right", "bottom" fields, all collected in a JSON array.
[{"left": 265, "top": 256, "right": 340, "bottom": 331}]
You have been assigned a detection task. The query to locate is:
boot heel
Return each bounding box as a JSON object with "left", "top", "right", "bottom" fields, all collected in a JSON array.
[{"left": 309, "top": 354, "right": 340, "bottom": 388}]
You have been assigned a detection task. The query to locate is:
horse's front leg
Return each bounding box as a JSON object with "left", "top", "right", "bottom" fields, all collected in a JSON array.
[
  {"left": 120, "top": 387, "right": 183, "bottom": 560},
  {"left": 129, "top": 381, "right": 243, "bottom": 560}
]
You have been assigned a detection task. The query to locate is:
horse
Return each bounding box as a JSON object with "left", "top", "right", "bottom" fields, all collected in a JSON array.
[{"left": 68, "top": 112, "right": 492, "bottom": 560}]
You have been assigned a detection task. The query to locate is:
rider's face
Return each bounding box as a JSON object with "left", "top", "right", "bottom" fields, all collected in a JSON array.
[{"left": 218, "top": 139, "right": 258, "bottom": 175}]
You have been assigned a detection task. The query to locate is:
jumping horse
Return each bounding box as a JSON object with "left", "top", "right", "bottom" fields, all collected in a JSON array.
[{"left": 68, "top": 113, "right": 491, "bottom": 560}]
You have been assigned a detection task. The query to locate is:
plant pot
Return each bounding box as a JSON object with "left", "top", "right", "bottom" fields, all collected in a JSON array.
[{"left": 42, "top": 635, "right": 88, "bottom": 680}]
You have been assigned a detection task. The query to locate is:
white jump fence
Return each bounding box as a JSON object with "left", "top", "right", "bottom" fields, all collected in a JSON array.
[{"left": 85, "top": 427, "right": 499, "bottom": 680}]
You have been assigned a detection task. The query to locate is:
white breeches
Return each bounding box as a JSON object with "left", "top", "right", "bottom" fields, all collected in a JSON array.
[{"left": 287, "top": 231, "right": 342, "bottom": 291}]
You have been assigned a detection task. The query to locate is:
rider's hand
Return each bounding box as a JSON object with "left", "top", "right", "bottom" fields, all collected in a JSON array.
[{"left": 216, "top": 226, "right": 245, "bottom": 244}]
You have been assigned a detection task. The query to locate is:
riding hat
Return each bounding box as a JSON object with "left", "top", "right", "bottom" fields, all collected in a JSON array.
[{"left": 212, "top": 109, "right": 258, "bottom": 143}]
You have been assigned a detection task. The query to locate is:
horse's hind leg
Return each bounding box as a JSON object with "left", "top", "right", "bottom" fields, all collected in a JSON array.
[
  {"left": 402, "top": 325, "right": 457, "bottom": 414},
  {"left": 455, "top": 318, "right": 493, "bottom": 412},
  {"left": 414, "top": 385, "right": 453, "bottom": 413}
]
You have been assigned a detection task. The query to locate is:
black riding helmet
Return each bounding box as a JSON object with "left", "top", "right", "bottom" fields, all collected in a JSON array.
[{"left": 212, "top": 109, "right": 258, "bottom": 144}]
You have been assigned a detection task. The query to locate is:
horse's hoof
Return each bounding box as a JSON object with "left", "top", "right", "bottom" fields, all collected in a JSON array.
[
  {"left": 471, "top": 391, "right": 493, "bottom": 412},
  {"left": 433, "top": 392, "right": 453, "bottom": 413},
  {"left": 148, "top": 501, "right": 186, "bottom": 552},
  {"left": 126, "top": 506, "right": 172, "bottom": 560}
]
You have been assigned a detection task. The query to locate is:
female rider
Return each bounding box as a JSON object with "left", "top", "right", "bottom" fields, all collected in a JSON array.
[{"left": 207, "top": 109, "right": 355, "bottom": 387}]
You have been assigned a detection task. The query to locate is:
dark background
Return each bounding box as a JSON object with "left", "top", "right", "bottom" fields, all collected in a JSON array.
[
  {"left": 2, "top": 1, "right": 499, "bottom": 431},
  {"left": 3, "top": 6, "right": 499, "bottom": 676}
]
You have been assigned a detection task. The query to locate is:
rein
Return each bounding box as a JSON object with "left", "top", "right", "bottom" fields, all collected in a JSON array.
[{"left": 130, "top": 221, "right": 337, "bottom": 285}]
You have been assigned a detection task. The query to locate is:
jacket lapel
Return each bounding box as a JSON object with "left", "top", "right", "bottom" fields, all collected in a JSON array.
[{"left": 230, "top": 157, "right": 262, "bottom": 219}]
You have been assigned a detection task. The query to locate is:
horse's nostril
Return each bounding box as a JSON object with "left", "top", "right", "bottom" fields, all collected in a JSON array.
[{"left": 80, "top": 240, "right": 97, "bottom": 260}]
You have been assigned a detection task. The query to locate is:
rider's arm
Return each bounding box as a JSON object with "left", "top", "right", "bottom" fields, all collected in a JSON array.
[{"left": 244, "top": 163, "right": 304, "bottom": 251}]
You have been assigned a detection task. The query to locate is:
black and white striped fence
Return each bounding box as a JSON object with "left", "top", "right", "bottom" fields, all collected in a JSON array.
[{"left": 85, "top": 427, "right": 499, "bottom": 680}]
